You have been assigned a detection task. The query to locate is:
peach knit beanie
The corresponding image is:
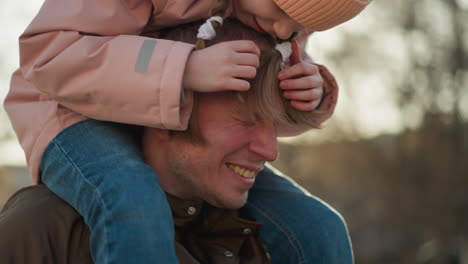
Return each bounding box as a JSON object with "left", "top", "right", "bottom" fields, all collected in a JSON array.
[{"left": 273, "top": 0, "right": 372, "bottom": 31}]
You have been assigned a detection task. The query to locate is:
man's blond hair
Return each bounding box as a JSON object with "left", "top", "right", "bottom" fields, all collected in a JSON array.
[{"left": 143, "top": 19, "right": 324, "bottom": 140}]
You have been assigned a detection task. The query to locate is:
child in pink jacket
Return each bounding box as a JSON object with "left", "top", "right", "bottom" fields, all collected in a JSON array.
[{"left": 4, "top": 0, "right": 371, "bottom": 263}]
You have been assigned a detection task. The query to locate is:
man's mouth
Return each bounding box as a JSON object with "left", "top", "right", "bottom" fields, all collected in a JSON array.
[
  {"left": 252, "top": 17, "right": 267, "bottom": 34},
  {"left": 227, "top": 163, "right": 255, "bottom": 179}
]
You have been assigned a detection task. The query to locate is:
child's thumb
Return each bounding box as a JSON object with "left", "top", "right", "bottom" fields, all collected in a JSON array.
[{"left": 289, "top": 39, "right": 302, "bottom": 65}]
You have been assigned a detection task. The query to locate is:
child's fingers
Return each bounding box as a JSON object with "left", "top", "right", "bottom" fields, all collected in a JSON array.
[
  {"left": 280, "top": 75, "right": 322, "bottom": 90},
  {"left": 224, "top": 78, "right": 251, "bottom": 91},
  {"left": 290, "top": 99, "right": 321, "bottom": 111},
  {"left": 227, "top": 40, "right": 261, "bottom": 56},
  {"left": 283, "top": 88, "right": 322, "bottom": 101},
  {"left": 278, "top": 63, "right": 319, "bottom": 80},
  {"left": 235, "top": 52, "right": 260, "bottom": 67},
  {"left": 232, "top": 65, "right": 257, "bottom": 79}
]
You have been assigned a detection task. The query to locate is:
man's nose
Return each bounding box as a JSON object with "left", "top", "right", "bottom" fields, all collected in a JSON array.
[{"left": 249, "top": 123, "right": 279, "bottom": 162}]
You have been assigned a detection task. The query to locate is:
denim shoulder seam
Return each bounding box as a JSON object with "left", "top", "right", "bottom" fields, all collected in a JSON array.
[
  {"left": 247, "top": 201, "right": 310, "bottom": 264},
  {"left": 49, "top": 138, "right": 111, "bottom": 264}
]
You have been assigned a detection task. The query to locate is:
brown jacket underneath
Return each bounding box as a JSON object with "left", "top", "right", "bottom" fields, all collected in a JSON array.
[{"left": 0, "top": 186, "right": 271, "bottom": 264}]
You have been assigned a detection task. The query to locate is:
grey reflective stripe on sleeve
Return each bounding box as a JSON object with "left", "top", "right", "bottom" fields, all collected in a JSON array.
[
  {"left": 135, "top": 39, "right": 157, "bottom": 74},
  {"left": 180, "top": 89, "right": 185, "bottom": 104}
]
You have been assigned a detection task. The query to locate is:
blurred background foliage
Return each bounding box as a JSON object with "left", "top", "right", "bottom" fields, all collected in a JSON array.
[{"left": 1, "top": 0, "right": 467, "bottom": 263}]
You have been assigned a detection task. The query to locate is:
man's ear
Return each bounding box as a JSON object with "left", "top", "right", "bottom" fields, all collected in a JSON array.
[
  {"left": 143, "top": 128, "right": 171, "bottom": 145},
  {"left": 152, "top": 128, "right": 171, "bottom": 141}
]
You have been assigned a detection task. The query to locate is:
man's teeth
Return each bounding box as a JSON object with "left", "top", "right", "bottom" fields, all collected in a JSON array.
[{"left": 228, "top": 164, "right": 255, "bottom": 179}]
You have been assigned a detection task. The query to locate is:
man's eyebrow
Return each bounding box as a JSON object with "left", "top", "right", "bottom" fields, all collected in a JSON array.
[
  {"left": 231, "top": 108, "right": 255, "bottom": 123},
  {"left": 232, "top": 108, "right": 266, "bottom": 125},
  {"left": 251, "top": 112, "right": 263, "bottom": 123}
]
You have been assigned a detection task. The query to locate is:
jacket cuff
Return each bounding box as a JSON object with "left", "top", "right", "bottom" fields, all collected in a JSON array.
[
  {"left": 158, "top": 41, "right": 195, "bottom": 130},
  {"left": 314, "top": 63, "right": 339, "bottom": 125}
]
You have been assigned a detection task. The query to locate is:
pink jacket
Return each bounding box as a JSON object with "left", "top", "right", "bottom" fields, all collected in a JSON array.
[{"left": 4, "top": 0, "right": 338, "bottom": 183}]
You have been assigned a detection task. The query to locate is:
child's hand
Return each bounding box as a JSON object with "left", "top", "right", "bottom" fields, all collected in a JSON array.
[
  {"left": 278, "top": 62, "right": 324, "bottom": 111},
  {"left": 183, "top": 40, "right": 260, "bottom": 92}
]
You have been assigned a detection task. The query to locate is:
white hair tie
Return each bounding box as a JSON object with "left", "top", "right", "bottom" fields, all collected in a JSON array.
[
  {"left": 275, "top": 42, "right": 292, "bottom": 62},
  {"left": 197, "top": 16, "right": 224, "bottom": 40}
]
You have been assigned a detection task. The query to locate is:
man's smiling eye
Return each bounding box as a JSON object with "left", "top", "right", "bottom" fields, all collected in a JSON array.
[
  {"left": 236, "top": 114, "right": 265, "bottom": 127},
  {"left": 234, "top": 116, "right": 255, "bottom": 127}
]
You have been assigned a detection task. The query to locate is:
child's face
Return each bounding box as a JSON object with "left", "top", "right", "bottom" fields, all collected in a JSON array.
[{"left": 232, "top": 0, "right": 305, "bottom": 40}]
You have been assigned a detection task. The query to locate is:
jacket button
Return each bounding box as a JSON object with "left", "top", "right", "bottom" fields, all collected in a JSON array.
[
  {"left": 187, "top": 206, "right": 197, "bottom": 215},
  {"left": 224, "top": 250, "right": 234, "bottom": 257},
  {"left": 242, "top": 228, "right": 252, "bottom": 235}
]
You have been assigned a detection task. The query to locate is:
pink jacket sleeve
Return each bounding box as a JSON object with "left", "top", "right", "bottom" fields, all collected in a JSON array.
[{"left": 19, "top": 0, "right": 198, "bottom": 130}]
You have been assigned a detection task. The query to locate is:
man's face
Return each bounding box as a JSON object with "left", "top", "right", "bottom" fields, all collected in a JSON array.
[{"left": 149, "top": 92, "right": 279, "bottom": 209}]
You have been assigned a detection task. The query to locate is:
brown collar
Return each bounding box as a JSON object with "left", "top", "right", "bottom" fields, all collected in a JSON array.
[{"left": 166, "top": 193, "right": 263, "bottom": 256}]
